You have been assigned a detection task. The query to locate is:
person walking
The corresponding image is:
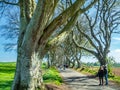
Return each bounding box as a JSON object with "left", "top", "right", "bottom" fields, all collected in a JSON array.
[
  {"left": 98, "top": 66, "right": 104, "bottom": 85},
  {"left": 104, "top": 65, "right": 108, "bottom": 85}
]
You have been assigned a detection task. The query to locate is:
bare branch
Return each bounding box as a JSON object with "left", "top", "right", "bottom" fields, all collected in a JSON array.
[
  {"left": 0, "top": 0, "right": 19, "bottom": 6},
  {"left": 73, "top": 35, "right": 97, "bottom": 56},
  {"left": 76, "top": 22, "right": 98, "bottom": 51},
  {"left": 82, "top": 0, "right": 98, "bottom": 12}
]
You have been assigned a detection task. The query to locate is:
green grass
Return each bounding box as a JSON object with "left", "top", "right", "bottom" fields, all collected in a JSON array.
[
  {"left": 43, "top": 67, "right": 63, "bottom": 85},
  {"left": 77, "top": 67, "right": 98, "bottom": 75},
  {"left": 109, "top": 76, "right": 120, "bottom": 85},
  {"left": 0, "top": 62, "right": 63, "bottom": 90},
  {"left": 0, "top": 62, "right": 16, "bottom": 90}
]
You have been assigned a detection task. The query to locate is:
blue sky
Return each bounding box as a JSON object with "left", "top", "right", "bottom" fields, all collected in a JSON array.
[
  {"left": 108, "top": 36, "right": 120, "bottom": 62},
  {"left": 0, "top": 36, "right": 17, "bottom": 62},
  {"left": 0, "top": 34, "right": 120, "bottom": 62}
]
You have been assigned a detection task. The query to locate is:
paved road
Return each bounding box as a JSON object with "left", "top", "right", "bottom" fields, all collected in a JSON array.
[{"left": 59, "top": 69, "right": 120, "bottom": 90}]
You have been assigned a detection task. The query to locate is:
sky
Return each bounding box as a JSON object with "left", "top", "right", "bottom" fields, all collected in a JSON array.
[
  {"left": 81, "top": 34, "right": 120, "bottom": 63},
  {"left": 108, "top": 36, "right": 120, "bottom": 62},
  {"left": 0, "top": 36, "right": 17, "bottom": 62},
  {"left": 0, "top": 0, "right": 120, "bottom": 63},
  {"left": 0, "top": 34, "right": 120, "bottom": 63}
]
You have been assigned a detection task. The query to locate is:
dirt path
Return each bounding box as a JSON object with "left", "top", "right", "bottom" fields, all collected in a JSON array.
[{"left": 59, "top": 68, "right": 120, "bottom": 90}]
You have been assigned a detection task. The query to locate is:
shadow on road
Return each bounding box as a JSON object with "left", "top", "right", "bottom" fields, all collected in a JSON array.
[{"left": 63, "top": 75, "right": 96, "bottom": 83}]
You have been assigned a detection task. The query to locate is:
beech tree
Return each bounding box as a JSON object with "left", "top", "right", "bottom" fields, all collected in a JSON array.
[
  {"left": 62, "top": 32, "right": 83, "bottom": 68},
  {"left": 0, "top": 0, "right": 98, "bottom": 90},
  {"left": 73, "top": 0, "right": 120, "bottom": 65}
]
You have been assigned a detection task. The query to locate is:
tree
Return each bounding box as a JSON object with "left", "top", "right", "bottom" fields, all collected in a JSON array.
[
  {"left": 62, "top": 32, "right": 84, "bottom": 68},
  {"left": 0, "top": 0, "right": 98, "bottom": 90},
  {"left": 73, "top": 0, "right": 120, "bottom": 65}
]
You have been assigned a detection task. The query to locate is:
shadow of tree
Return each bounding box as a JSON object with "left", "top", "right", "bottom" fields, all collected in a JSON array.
[
  {"left": 0, "top": 65, "right": 16, "bottom": 74},
  {"left": 63, "top": 75, "right": 97, "bottom": 85},
  {"left": 0, "top": 80, "right": 13, "bottom": 89}
]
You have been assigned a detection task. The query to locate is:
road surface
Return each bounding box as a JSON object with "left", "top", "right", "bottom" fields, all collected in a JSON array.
[{"left": 59, "top": 68, "right": 120, "bottom": 90}]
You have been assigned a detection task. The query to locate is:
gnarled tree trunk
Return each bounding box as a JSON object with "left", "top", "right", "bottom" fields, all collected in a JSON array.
[{"left": 12, "top": 51, "right": 43, "bottom": 90}]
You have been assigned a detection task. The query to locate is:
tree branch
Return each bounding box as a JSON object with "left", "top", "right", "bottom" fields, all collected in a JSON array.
[
  {"left": 0, "top": 0, "right": 19, "bottom": 6},
  {"left": 82, "top": 0, "right": 98, "bottom": 13},
  {"left": 41, "top": 0, "right": 85, "bottom": 38},
  {"left": 76, "top": 22, "right": 98, "bottom": 50},
  {"left": 46, "top": 0, "right": 98, "bottom": 52},
  {"left": 47, "top": 8, "right": 81, "bottom": 47},
  {"left": 84, "top": 4, "right": 103, "bottom": 54},
  {"left": 73, "top": 36, "right": 97, "bottom": 56}
]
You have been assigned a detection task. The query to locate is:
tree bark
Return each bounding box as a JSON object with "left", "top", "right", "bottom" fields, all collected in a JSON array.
[{"left": 12, "top": 46, "right": 44, "bottom": 90}]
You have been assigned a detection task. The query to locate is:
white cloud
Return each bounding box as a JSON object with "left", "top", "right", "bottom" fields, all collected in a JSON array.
[
  {"left": 109, "top": 49, "right": 120, "bottom": 62},
  {"left": 113, "top": 37, "right": 120, "bottom": 41},
  {"left": 114, "top": 49, "right": 120, "bottom": 53},
  {"left": 81, "top": 56, "right": 98, "bottom": 63}
]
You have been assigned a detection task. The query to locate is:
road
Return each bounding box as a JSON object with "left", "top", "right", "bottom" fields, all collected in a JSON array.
[{"left": 59, "top": 68, "right": 120, "bottom": 90}]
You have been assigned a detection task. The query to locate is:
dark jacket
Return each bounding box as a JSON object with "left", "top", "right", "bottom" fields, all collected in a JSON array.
[
  {"left": 104, "top": 68, "right": 108, "bottom": 75},
  {"left": 98, "top": 69, "right": 104, "bottom": 77}
]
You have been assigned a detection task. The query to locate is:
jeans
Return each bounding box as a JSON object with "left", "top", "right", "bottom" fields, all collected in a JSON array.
[{"left": 105, "top": 74, "right": 108, "bottom": 85}]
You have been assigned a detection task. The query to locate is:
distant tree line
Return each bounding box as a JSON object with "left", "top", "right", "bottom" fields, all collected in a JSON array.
[{"left": 83, "top": 61, "right": 120, "bottom": 67}]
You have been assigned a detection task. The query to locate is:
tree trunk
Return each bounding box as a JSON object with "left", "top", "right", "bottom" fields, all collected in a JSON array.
[
  {"left": 47, "top": 54, "right": 51, "bottom": 68},
  {"left": 70, "top": 60, "right": 75, "bottom": 68},
  {"left": 76, "top": 60, "right": 81, "bottom": 68},
  {"left": 12, "top": 48, "right": 44, "bottom": 90},
  {"left": 99, "top": 58, "right": 107, "bottom": 66}
]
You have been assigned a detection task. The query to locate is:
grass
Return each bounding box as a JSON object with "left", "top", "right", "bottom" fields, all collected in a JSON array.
[
  {"left": 43, "top": 67, "right": 63, "bottom": 85},
  {"left": 0, "top": 62, "right": 16, "bottom": 90},
  {"left": 76, "top": 66, "right": 98, "bottom": 75},
  {"left": 109, "top": 75, "right": 120, "bottom": 85},
  {"left": 0, "top": 62, "right": 63, "bottom": 90}
]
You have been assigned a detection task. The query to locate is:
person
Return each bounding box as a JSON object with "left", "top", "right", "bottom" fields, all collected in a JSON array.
[
  {"left": 104, "top": 65, "right": 108, "bottom": 85},
  {"left": 98, "top": 66, "right": 104, "bottom": 85},
  {"left": 63, "top": 64, "right": 66, "bottom": 70}
]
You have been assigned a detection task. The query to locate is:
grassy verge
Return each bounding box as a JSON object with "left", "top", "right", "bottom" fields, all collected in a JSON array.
[
  {"left": 0, "top": 62, "right": 16, "bottom": 90},
  {"left": 76, "top": 67, "right": 98, "bottom": 75},
  {"left": 77, "top": 67, "right": 120, "bottom": 85},
  {"left": 43, "top": 67, "right": 63, "bottom": 85},
  {"left": 0, "top": 62, "right": 62, "bottom": 90},
  {"left": 109, "top": 76, "right": 120, "bottom": 85}
]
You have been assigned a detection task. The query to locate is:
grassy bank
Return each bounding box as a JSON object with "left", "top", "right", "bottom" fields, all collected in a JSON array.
[
  {"left": 0, "top": 62, "right": 62, "bottom": 90},
  {"left": 43, "top": 67, "right": 63, "bottom": 85}
]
